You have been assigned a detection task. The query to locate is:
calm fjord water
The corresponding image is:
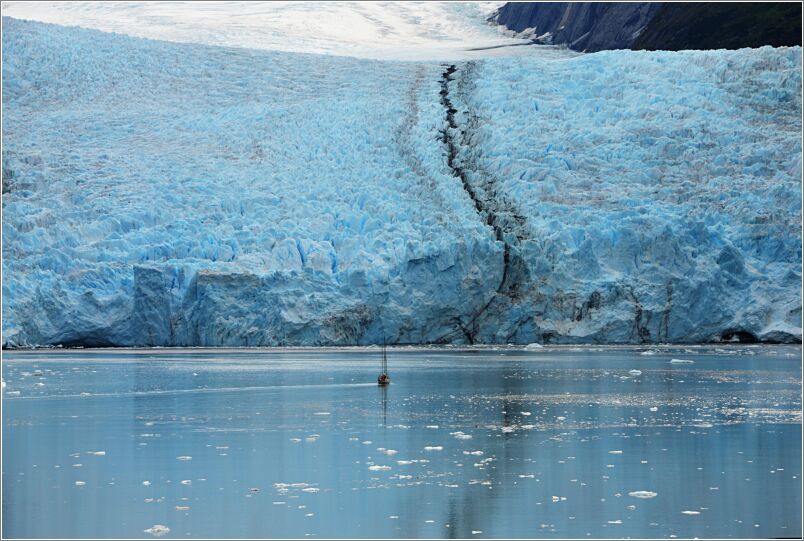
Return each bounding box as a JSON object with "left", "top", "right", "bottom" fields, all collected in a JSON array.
[{"left": 2, "top": 346, "right": 801, "bottom": 538}]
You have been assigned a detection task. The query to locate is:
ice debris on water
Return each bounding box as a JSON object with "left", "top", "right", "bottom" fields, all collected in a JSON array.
[
  {"left": 424, "top": 446, "right": 443, "bottom": 451},
  {"left": 368, "top": 465, "right": 391, "bottom": 471},
  {"left": 176, "top": 456, "right": 192, "bottom": 461},
  {"left": 450, "top": 431, "right": 472, "bottom": 440},
  {"left": 74, "top": 481, "right": 86, "bottom": 486},
  {"left": 628, "top": 491, "right": 657, "bottom": 499},
  {"left": 670, "top": 359, "right": 695, "bottom": 364},
  {"left": 144, "top": 525, "right": 170, "bottom": 537},
  {"left": 682, "top": 510, "right": 701, "bottom": 515},
  {"left": 628, "top": 370, "right": 642, "bottom": 376},
  {"left": 524, "top": 343, "right": 543, "bottom": 350}
]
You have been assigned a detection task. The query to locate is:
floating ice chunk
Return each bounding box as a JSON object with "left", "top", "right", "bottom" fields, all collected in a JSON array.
[
  {"left": 175, "top": 506, "right": 190, "bottom": 511},
  {"left": 640, "top": 350, "right": 657, "bottom": 356},
  {"left": 521, "top": 412, "right": 531, "bottom": 416},
  {"left": 607, "top": 520, "right": 622, "bottom": 524},
  {"left": 425, "top": 425, "right": 439, "bottom": 429},
  {"left": 180, "top": 480, "right": 192, "bottom": 486},
  {"left": 75, "top": 481, "right": 86, "bottom": 486},
  {"left": 670, "top": 359, "right": 694, "bottom": 364},
  {"left": 424, "top": 446, "right": 443, "bottom": 451},
  {"left": 35, "top": 382, "right": 45, "bottom": 387},
  {"left": 301, "top": 487, "right": 319, "bottom": 492},
  {"left": 450, "top": 431, "right": 472, "bottom": 440},
  {"left": 519, "top": 474, "right": 535, "bottom": 478},
  {"left": 273, "top": 501, "right": 285, "bottom": 505},
  {"left": 628, "top": 491, "right": 657, "bottom": 498},
  {"left": 628, "top": 370, "right": 642, "bottom": 376},
  {"left": 142, "top": 481, "right": 151, "bottom": 486},
  {"left": 649, "top": 407, "right": 658, "bottom": 412},
  {"left": 501, "top": 426, "right": 515, "bottom": 433},
  {"left": 627, "top": 505, "right": 636, "bottom": 511},
  {"left": 471, "top": 530, "right": 483, "bottom": 534},
  {"left": 397, "top": 460, "right": 413, "bottom": 465},
  {"left": 525, "top": 343, "right": 543, "bottom": 350},
  {"left": 384, "top": 449, "right": 398, "bottom": 456},
  {"left": 290, "top": 438, "right": 302, "bottom": 443},
  {"left": 608, "top": 450, "right": 623, "bottom": 454},
  {"left": 464, "top": 451, "right": 484, "bottom": 456},
  {"left": 313, "top": 412, "right": 330, "bottom": 416},
  {"left": 143, "top": 525, "right": 170, "bottom": 537},
  {"left": 176, "top": 456, "right": 192, "bottom": 461},
  {"left": 6, "top": 391, "right": 20, "bottom": 396},
  {"left": 682, "top": 510, "right": 701, "bottom": 515},
  {"left": 368, "top": 465, "right": 391, "bottom": 471},
  {"left": 91, "top": 451, "right": 106, "bottom": 456}
]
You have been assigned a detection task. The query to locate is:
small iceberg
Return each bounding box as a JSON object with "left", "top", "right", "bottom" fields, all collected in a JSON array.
[
  {"left": 628, "top": 370, "right": 642, "bottom": 376},
  {"left": 524, "top": 343, "right": 543, "bottom": 351},
  {"left": 628, "top": 491, "right": 657, "bottom": 498},
  {"left": 144, "top": 525, "right": 170, "bottom": 537},
  {"left": 669, "top": 359, "right": 694, "bottom": 364}
]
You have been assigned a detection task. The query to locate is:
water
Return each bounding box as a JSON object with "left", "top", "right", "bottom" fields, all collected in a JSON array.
[{"left": 2, "top": 345, "right": 801, "bottom": 538}]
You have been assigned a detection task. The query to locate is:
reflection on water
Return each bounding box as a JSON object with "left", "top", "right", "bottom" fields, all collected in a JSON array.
[{"left": 2, "top": 346, "right": 802, "bottom": 538}]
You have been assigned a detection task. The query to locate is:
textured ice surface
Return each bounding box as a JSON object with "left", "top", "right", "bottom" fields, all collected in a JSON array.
[{"left": 2, "top": 18, "right": 801, "bottom": 346}]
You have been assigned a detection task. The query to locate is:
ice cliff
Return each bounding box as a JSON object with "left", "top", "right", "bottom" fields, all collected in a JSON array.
[{"left": 2, "top": 18, "right": 801, "bottom": 346}]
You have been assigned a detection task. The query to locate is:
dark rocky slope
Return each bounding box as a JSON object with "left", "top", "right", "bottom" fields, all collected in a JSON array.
[{"left": 494, "top": 2, "right": 802, "bottom": 52}]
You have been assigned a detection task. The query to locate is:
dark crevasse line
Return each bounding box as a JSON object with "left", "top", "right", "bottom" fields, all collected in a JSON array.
[{"left": 438, "top": 63, "right": 532, "bottom": 342}]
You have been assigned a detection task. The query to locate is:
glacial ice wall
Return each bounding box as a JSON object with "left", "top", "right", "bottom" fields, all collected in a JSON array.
[{"left": 2, "top": 18, "right": 801, "bottom": 346}]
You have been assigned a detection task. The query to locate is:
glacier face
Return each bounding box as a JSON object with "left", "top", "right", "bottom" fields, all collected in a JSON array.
[{"left": 2, "top": 18, "right": 801, "bottom": 346}]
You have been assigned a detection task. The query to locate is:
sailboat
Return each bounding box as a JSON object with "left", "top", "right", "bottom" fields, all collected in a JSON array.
[{"left": 377, "top": 343, "right": 390, "bottom": 386}]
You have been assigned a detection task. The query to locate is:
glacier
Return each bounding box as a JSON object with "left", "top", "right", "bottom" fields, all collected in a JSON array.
[{"left": 2, "top": 17, "right": 801, "bottom": 346}]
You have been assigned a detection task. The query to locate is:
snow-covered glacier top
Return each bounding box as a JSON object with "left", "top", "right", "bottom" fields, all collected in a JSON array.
[
  {"left": 2, "top": 17, "right": 801, "bottom": 347},
  {"left": 1, "top": 1, "right": 527, "bottom": 61}
]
